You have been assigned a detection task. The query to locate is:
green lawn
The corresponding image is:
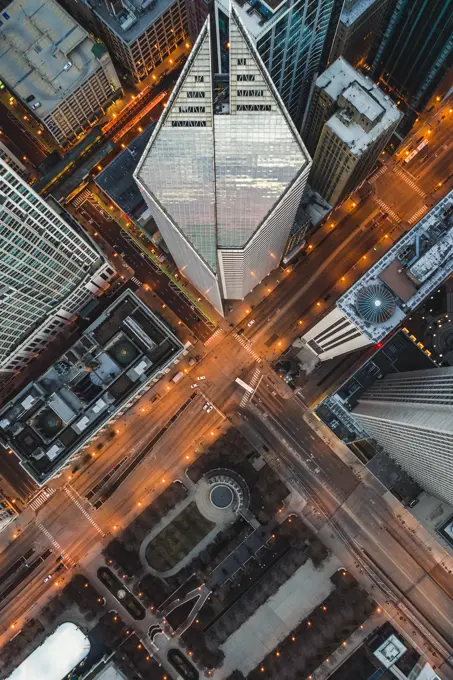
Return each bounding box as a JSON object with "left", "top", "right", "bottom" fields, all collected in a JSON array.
[{"left": 145, "top": 502, "right": 215, "bottom": 572}]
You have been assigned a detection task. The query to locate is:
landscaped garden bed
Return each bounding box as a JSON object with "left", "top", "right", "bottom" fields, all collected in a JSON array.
[
  {"left": 145, "top": 502, "right": 215, "bottom": 572},
  {"left": 97, "top": 567, "right": 146, "bottom": 620},
  {"left": 104, "top": 481, "right": 188, "bottom": 576},
  {"left": 186, "top": 429, "right": 289, "bottom": 522}
]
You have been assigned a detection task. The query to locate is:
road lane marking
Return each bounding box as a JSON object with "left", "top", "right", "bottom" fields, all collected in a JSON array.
[
  {"left": 36, "top": 522, "right": 74, "bottom": 565},
  {"left": 29, "top": 487, "right": 56, "bottom": 512},
  {"left": 408, "top": 205, "right": 428, "bottom": 225},
  {"left": 64, "top": 486, "right": 106, "bottom": 537},
  {"left": 234, "top": 333, "right": 260, "bottom": 361},
  {"left": 374, "top": 197, "right": 400, "bottom": 223},
  {"left": 240, "top": 367, "right": 261, "bottom": 408}
]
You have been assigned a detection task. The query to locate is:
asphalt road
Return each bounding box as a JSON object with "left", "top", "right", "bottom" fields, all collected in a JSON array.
[
  {"left": 0, "top": 102, "right": 47, "bottom": 167},
  {"left": 2, "top": 87, "right": 453, "bottom": 677}
]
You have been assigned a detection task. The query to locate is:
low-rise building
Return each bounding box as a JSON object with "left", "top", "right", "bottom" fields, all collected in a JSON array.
[
  {"left": 0, "top": 0, "right": 122, "bottom": 146},
  {"left": 306, "top": 57, "right": 401, "bottom": 205},
  {"left": 62, "top": 0, "right": 193, "bottom": 83},
  {"left": 0, "top": 290, "right": 185, "bottom": 486}
]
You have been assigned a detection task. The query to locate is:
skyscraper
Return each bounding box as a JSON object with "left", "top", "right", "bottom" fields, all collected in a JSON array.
[
  {"left": 134, "top": 10, "right": 311, "bottom": 313},
  {"left": 0, "top": 159, "right": 115, "bottom": 375},
  {"left": 214, "top": 0, "right": 344, "bottom": 132},
  {"left": 369, "top": 0, "right": 453, "bottom": 132},
  {"left": 352, "top": 367, "right": 453, "bottom": 505},
  {"left": 329, "top": 0, "right": 393, "bottom": 67},
  {"left": 307, "top": 58, "right": 401, "bottom": 205},
  {"left": 0, "top": 0, "right": 122, "bottom": 147}
]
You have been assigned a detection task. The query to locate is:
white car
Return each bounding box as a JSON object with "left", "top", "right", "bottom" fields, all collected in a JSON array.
[
  {"left": 202, "top": 403, "right": 209, "bottom": 411},
  {"left": 197, "top": 376, "right": 206, "bottom": 380},
  {"left": 206, "top": 405, "right": 213, "bottom": 413},
  {"left": 43, "top": 574, "right": 52, "bottom": 583},
  {"left": 191, "top": 383, "right": 198, "bottom": 389},
  {"left": 247, "top": 319, "right": 256, "bottom": 327}
]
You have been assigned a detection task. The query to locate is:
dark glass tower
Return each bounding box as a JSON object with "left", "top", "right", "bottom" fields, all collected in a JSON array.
[{"left": 370, "top": 0, "right": 453, "bottom": 131}]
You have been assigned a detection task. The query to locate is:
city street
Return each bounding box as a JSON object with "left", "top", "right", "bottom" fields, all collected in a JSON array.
[{"left": 1, "top": 52, "right": 453, "bottom": 680}]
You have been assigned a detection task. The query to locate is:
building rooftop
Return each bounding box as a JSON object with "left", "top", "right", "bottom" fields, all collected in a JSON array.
[
  {"left": 337, "top": 189, "right": 453, "bottom": 343},
  {"left": 0, "top": 0, "right": 108, "bottom": 118},
  {"left": 341, "top": 0, "right": 380, "bottom": 27},
  {"left": 319, "top": 58, "right": 401, "bottom": 156},
  {"left": 135, "top": 11, "right": 310, "bottom": 268},
  {"left": 7, "top": 622, "right": 90, "bottom": 680},
  {"left": 0, "top": 290, "right": 184, "bottom": 485},
  {"left": 87, "top": 0, "right": 175, "bottom": 45},
  {"left": 217, "top": 0, "right": 288, "bottom": 40},
  {"left": 96, "top": 123, "right": 155, "bottom": 218}
]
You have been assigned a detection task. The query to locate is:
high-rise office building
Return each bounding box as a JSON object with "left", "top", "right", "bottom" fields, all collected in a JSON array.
[
  {"left": 329, "top": 0, "right": 393, "bottom": 67},
  {"left": 369, "top": 0, "right": 453, "bottom": 132},
  {"left": 134, "top": 10, "right": 311, "bottom": 313},
  {"left": 61, "top": 0, "right": 193, "bottom": 83},
  {"left": 353, "top": 367, "right": 453, "bottom": 505},
  {"left": 306, "top": 58, "right": 401, "bottom": 205},
  {"left": 0, "top": 0, "right": 122, "bottom": 147},
  {"left": 299, "top": 190, "right": 453, "bottom": 362},
  {"left": 0, "top": 159, "right": 115, "bottom": 375},
  {"left": 214, "top": 0, "right": 344, "bottom": 132}
]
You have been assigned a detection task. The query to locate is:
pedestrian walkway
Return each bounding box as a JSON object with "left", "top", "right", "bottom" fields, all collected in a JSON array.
[
  {"left": 234, "top": 333, "right": 260, "bottom": 362},
  {"left": 131, "top": 275, "right": 142, "bottom": 286},
  {"left": 204, "top": 328, "right": 223, "bottom": 347},
  {"left": 36, "top": 521, "right": 73, "bottom": 565},
  {"left": 408, "top": 204, "right": 428, "bottom": 224},
  {"left": 29, "top": 487, "right": 56, "bottom": 512},
  {"left": 374, "top": 197, "right": 400, "bottom": 223},
  {"left": 72, "top": 188, "right": 91, "bottom": 208},
  {"left": 369, "top": 165, "right": 388, "bottom": 183},
  {"left": 64, "top": 485, "right": 105, "bottom": 537},
  {"left": 240, "top": 367, "right": 261, "bottom": 408},
  {"left": 394, "top": 166, "right": 425, "bottom": 197}
]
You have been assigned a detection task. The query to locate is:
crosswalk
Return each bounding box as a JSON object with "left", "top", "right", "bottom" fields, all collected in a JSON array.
[
  {"left": 234, "top": 333, "right": 260, "bottom": 361},
  {"left": 369, "top": 165, "right": 388, "bottom": 184},
  {"left": 394, "top": 167, "right": 425, "bottom": 197},
  {"left": 131, "top": 276, "right": 142, "bottom": 287},
  {"left": 374, "top": 197, "right": 400, "bottom": 223},
  {"left": 72, "top": 189, "right": 92, "bottom": 208},
  {"left": 204, "top": 328, "right": 223, "bottom": 347},
  {"left": 408, "top": 205, "right": 428, "bottom": 225},
  {"left": 240, "top": 367, "right": 261, "bottom": 408},
  {"left": 29, "top": 487, "right": 56, "bottom": 512},
  {"left": 36, "top": 522, "right": 73, "bottom": 565},
  {"left": 64, "top": 486, "right": 105, "bottom": 537}
]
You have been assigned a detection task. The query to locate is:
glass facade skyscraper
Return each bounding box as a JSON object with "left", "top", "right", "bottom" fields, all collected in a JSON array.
[
  {"left": 369, "top": 0, "right": 453, "bottom": 131},
  {"left": 134, "top": 9, "right": 311, "bottom": 313},
  {"left": 0, "top": 160, "right": 115, "bottom": 375},
  {"left": 353, "top": 367, "right": 453, "bottom": 506},
  {"left": 215, "top": 0, "right": 344, "bottom": 132}
]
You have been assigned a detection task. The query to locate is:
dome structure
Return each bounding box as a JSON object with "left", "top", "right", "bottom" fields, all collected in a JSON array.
[{"left": 355, "top": 284, "right": 396, "bottom": 325}]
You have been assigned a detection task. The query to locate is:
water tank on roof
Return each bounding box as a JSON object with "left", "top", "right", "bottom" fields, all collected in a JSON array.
[{"left": 355, "top": 284, "right": 396, "bottom": 325}]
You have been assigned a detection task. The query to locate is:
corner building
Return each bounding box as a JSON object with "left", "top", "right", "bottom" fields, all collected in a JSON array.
[{"left": 134, "top": 10, "right": 311, "bottom": 313}]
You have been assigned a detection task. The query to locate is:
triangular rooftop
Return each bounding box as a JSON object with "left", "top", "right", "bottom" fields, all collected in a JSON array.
[{"left": 135, "top": 7, "right": 310, "bottom": 272}]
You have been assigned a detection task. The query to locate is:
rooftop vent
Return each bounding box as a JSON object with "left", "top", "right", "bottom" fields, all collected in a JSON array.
[{"left": 355, "top": 283, "right": 396, "bottom": 325}]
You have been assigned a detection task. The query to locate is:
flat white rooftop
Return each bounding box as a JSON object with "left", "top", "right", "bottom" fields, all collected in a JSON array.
[
  {"left": 0, "top": 0, "right": 106, "bottom": 117},
  {"left": 7, "top": 622, "right": 90, "bottom": 680},
  {"left": 320, "top": 58, "right": 401, "bottom": 156}
]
